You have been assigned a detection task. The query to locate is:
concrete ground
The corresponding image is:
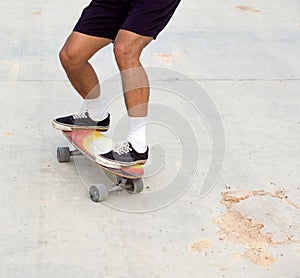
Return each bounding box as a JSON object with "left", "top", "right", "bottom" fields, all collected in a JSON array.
[{"left": 1, "top": 0, "right": 299, "bottom": 277}]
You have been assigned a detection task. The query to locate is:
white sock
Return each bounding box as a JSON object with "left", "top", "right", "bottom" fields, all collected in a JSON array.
[
  {"left": 84, "top": 95, "right": 107, "bottom": 121},
  {"left": 128, "top": 116, "right": 147, "bottom": 153}
]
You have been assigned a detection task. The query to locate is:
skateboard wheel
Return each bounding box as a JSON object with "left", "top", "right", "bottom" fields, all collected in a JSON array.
[
  {"left": 57, "top": 147, "right": 71, "bottom": 163},
  {"left": 126, "top": 178, "right": 144, "bottom": 194},
  {"left": 89, "top": 184, "right": 108, "bottom": 202}
]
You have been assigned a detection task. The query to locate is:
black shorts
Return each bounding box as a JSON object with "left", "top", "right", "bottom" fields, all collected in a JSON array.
[{"left": 73, "top": 0, "right": 181, "bottom": 40}]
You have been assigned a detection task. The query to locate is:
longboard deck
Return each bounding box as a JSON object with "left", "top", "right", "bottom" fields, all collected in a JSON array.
[{"left": 62, "top": 130, "right": 144, "bottom": 179}]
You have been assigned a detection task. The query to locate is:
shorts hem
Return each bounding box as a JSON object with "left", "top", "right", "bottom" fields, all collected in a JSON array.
[
  {"left": 119, "top": 27, "right": 156, "bottom": 39},
  {"left": 73, "top": 28, "right": 115, "bottom": 41}
]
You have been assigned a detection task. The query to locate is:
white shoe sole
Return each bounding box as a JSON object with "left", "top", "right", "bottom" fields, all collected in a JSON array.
[
  {"left": 52, "top": 120, "right": 109, "bottom": 132},
  {"left": 95, "top": 155, "right": 147, "bottom": 169}
]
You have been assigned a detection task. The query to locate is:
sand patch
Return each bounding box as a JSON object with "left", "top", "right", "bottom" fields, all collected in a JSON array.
[
  {"left": 3, "top": 132, "right": 13, "bottom": 137},
  {"left": 236, "top": 5, "right": 260, "bottom": 13},
  {"left": 214, "top": 189, "right": 300, "bottom": 266},
  {"left": 156, "top": 53, "right": 176, "bottom": 64},
  {"left": 191, "top": 240, "right": 210, "bottom": 253},
  {"left": 243, "top": 247, "right": 276, "bottom": 266}
]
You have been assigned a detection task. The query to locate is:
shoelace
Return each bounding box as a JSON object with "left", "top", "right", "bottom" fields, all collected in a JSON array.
[
  {"left": 113, "top": 142, "right": 132, "bottom": 155},
  {"left": 73, "top": 113, "right": 88, "bottom": 120}
]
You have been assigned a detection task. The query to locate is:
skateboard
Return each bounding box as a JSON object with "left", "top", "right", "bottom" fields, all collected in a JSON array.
[{"left": 55, "top": 129, "right": 144, "bottom": 202}]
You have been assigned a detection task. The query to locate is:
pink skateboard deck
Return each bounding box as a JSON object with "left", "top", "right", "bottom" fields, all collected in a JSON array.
[{"left": 62, "top": 129, "right": 144, "bottom": 179}]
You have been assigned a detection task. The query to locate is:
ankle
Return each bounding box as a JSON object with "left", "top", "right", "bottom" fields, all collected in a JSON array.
[
  {"left": 84, "top": 96, "right": 107, "bottom": 121},
  {"left": 128, "top": 116, "right": 147, "bottom": 153}
]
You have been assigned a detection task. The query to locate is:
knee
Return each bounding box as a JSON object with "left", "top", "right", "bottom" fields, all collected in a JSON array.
[
  {"left": 114, "top": 42, "right": 137, "bottom": 67},
  {"left": 59, "top": 45, "right": 83, "bottom": 70}
]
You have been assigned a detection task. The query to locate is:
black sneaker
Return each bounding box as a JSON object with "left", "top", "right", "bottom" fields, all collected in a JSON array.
[
  {"left": 96, "top": 141, "right": 148, "bottom": 169},
  {"left": 52, "top": 112, "right": 110, "bottom": 131}
]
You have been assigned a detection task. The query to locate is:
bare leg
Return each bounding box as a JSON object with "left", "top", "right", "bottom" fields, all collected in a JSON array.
[
  {"left": 114, "top": 30, "right": 153, "bottom": 116},
  {"left": 59, "top": 31, "right": 112, "bottom": 99}
]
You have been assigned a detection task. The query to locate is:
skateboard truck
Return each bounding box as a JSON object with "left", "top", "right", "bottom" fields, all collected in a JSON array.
[{"left": 89, "top": 177, "right": 144, "bottom": 202}]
